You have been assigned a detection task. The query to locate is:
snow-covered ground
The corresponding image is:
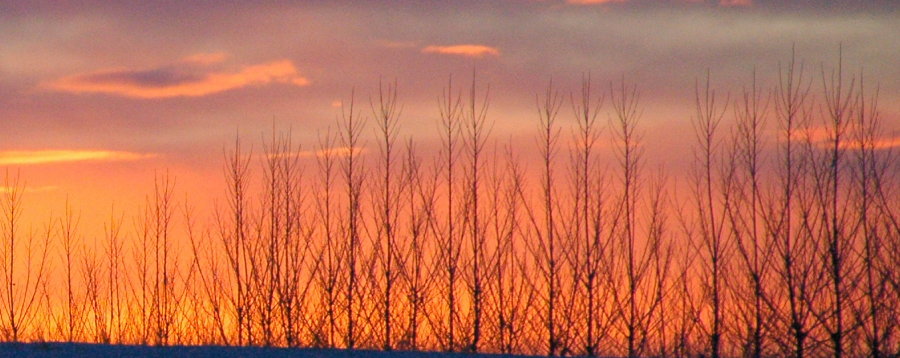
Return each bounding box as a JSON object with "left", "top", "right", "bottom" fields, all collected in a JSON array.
[{"left": 0, "top": 343, "right": 553, "bottom": 358}]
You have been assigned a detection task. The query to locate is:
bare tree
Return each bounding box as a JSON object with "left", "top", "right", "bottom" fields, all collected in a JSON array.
[
  {"left": 495, "top": 148, "right": 537, "bottom": 355},
  {"left": 218, "top": 136, "right": 253, "bottom": 346},
  {"left": 397, "top": 139, "right": 436, "bottom": 351},
  {"left": 339, "top": 91, "right": 366, "bottom": 349},
  {"left": 688, "top": 71, "right": 730, "bottom": 358},
  {"left": 462, "top": 72, "right": 491, "bottom": 353},
  {"left": 768, "top": 49, "right": 818, "bottom": 358},
  {"left": 609, "top": 78, "right": 657, "bottom": 358},
  {"left": 0, "top": 171, "right": 51, "bottom": 342},
  {"left": 809, "top": 49, "right": 857, "bottom": 358},
  {"left": 567, "top": 74, "right": 612, "bottom": 357},
  {"left": 58, "top": 199, "right": 84, "bottom": 342},
  {"left": 148, "top": 173, "right": 177, "bottom": 346},
  {"left": 3, "top": 54, "right": 900, "bottom": 357},
  {"left": 187, "top": 199, "right": 230, "bottom": 345},
  {"left": 646, "top": 174, "right": 674, "bottom": 358},
  {"left": 262, "top": 127, "right": 313, "bottom": 347},
  {"left": 104, "top": 208, "right": 125, "bottom": 343},
  {"left": 312, "top": 128, "right": 343, "bottom": 348},
  {"left": 81, "top": 240, "right": 104, "bottom": 343},
  {"left": 435, "top": 76, "right": 463, "bottom": 351},
  {"left": 371, "top": 80, "right": 404, "bottom": 351},
  {"left": 726, "top": 69, "right": 774, "bottom": 358},
  {"left": 851, "top": 71, "right": 893, "bottom": 358},
  {"left": 519, "top": 80, "right": 565, "bottom": 356}
]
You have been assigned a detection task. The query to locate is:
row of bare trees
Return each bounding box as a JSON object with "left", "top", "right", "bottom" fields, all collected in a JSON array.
[{"left": 1, "top": 52, "right": 899, "bottom": 357}]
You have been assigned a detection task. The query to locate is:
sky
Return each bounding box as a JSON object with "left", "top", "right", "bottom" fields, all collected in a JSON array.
[{"left": 1, "top": 0, "right": 898, "bottom": 232}]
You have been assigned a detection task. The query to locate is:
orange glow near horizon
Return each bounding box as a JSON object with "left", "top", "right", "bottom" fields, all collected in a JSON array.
[
  {"left": 0, "top": 185, "right": 57, "bottom": 193},
  {"left": 1, "top": 2, "right": 899, "bottom": 355}
]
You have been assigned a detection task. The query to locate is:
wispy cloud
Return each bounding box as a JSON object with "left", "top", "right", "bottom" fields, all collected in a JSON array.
[
  {"left": 266, "top": 147, "right": 364, "bottom": 159},
  {"left": 422, "top": 44, "right": 500, "bottom": 58},
  {"left": 566, "top": 0, "right": 628, "bottom": 4},
  {"left": 46, "top": 55, "right": 310, "bottom": 99},
  {"left": 785, "top": 127, "right": 900, "bottom": 151},
  {"left": 566, "top": 0, "right": 751, "bottom": 6},
  {"left": 0, "top": 150, "right": 156, "bottom": 165},
  {"left": 181, "top": 52, "right": 230, "bottom": 65},
  {"left": 840, "top": 137, "right": 900, "bottom": 151},
  {"left": 719, "top": 0, "right": 752, "bottom": 6},
  {"left": 300, "top": 146, "right": 363, "bottom": 158},
  {"left": 378, "top": 40, "right": 419, "bottom": 49}
]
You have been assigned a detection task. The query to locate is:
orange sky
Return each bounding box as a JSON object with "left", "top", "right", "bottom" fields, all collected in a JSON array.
[{"left": 1, "top": 0, "right": 899, "bottom": 236}]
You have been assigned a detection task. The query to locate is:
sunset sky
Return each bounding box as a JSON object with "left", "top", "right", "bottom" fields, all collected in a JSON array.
[{"left": 1, "top": 0, "right": 898, "bottom": 232}]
